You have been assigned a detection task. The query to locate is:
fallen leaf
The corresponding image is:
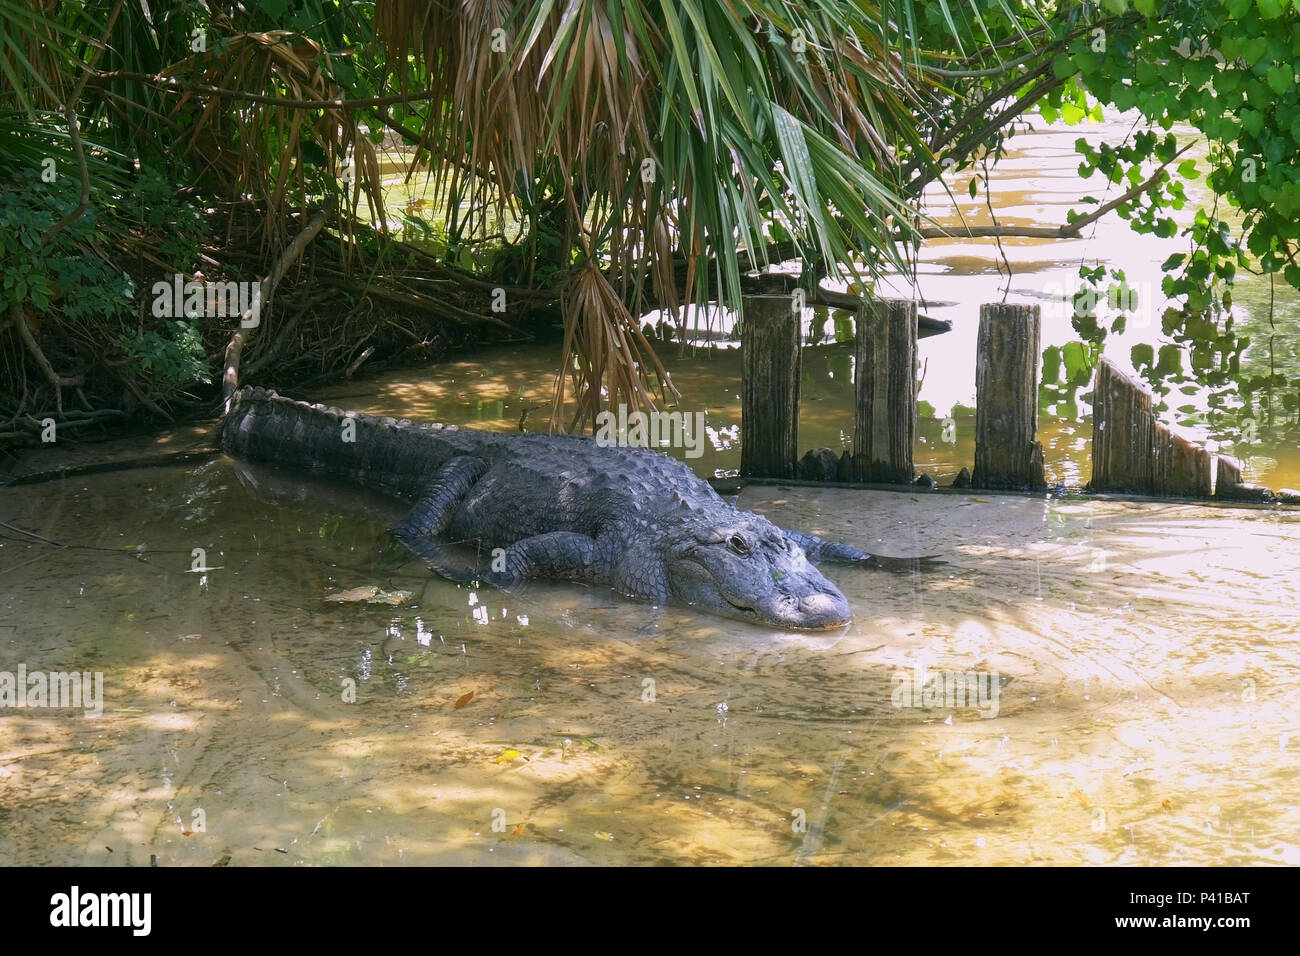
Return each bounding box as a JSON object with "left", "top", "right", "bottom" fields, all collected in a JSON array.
[
  {"left": 594, "top": 831, "right": 614, "bottom": 841},
  {"left": 494, "top": 748, "right": 523, "bottom": 765},
  {"left": 324, "top": 585, "right": 379, "bottom": 603},
  {"left": 972, "top": 497, "right": 992, "bottom": 503},
  {"left": 455, "top": 691, "right": 475, "bottom": 709},
  {"left": 1161, "top": 798, "right": 1173, "bottom": 810},
  {"left": 509, "top": 823, "right": 528, "bottom": 837},
  {"left": 1071, "top": 789, "right": 1092, "bottom": 808},
  {"left": 179, "top": 633, "right": 202, "bottom": 642}
]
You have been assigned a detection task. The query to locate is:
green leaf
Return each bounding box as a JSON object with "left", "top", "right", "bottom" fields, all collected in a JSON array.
[{"left": 1257, "top": 0, "right": 1286, "bottom": 20}]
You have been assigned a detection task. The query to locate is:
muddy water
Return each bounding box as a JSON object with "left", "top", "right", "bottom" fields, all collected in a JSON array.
[
  {"left": 2, "top": 450, "right": 1298, "bottom": 865},
  {"left": 4, "top": 112, "right": 1300, "bottom": 867}
]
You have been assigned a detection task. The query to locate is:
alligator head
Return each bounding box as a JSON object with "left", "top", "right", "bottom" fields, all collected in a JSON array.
[{"left": 665, "top": 513, "right": 852, "bottom": 629}]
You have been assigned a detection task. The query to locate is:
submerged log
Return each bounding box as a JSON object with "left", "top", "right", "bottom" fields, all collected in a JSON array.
[
  {"left": 972, "top": 303, "right": 1045, "bottom": 490},
  {"left": 741, "top": 295, "right": 801, "bottom": 479},
  {"left": 853, "top": 298, "right": 916, "bottom": 483}
]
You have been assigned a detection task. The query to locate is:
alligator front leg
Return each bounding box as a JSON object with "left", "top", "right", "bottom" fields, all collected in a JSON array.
[
  {"left": 481, "top": 531, "right": 603, "bottom": 587},
  {"left": 785, "top": 529, "right": 942, "bottom": 572},
  {"left": 392, "top": 456, "right": 489, "bottom": 580}
]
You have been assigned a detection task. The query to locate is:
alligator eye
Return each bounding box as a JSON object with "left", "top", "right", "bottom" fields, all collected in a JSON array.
[{"left": 728, "top": 534, "right": 751, "bottom": 555}]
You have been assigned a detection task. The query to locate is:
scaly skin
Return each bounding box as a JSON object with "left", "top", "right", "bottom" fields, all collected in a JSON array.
[{"left": 221, "top": 386, "right": 928, "bottom": 629}]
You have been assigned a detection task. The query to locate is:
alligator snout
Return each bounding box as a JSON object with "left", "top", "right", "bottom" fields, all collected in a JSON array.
[{"left": 756, "top": 588, "right": 852, "bottom": 630}]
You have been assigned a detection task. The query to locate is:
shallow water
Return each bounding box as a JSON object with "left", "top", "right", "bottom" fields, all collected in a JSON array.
[
  {"left": 2, "top": 454, "right": 1297, "bottom": 866},
  {"left": 4, "top": 110, "right": 1299, "bottom": 867}
]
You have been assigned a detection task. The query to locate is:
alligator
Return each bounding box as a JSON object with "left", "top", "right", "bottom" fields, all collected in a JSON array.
[{"left": 221, "top": 387, "right": 933, "bottom": 629}]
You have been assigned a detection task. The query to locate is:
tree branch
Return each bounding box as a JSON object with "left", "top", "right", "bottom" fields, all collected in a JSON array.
[
  {"left": 917, "top": 140, "right": 1197, "bottom": 241},
  {"left": 41, "top": 0, "right": 124, "bottom": 246},
  {"left": 222, "top": 203, "right": 332, "bottom": 410},
  {"left": 12, "top": 304, "right": 82, "bottom": 414}
]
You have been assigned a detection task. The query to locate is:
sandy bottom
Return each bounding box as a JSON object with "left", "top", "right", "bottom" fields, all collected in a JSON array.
[{"left": 2, "top": 455, "right": 1297, "bottom": 866}]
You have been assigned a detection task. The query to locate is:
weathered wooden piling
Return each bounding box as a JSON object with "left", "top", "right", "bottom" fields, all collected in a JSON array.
[
  {"left": 741, "top": 295, "right": 801, "bottom": 478},
  {"left": 1092, "top": 358, "right": 1212, "bottom": 496},
  {"left": 1091, "top": 358, "right": 1153, "bottom": 494},
  {"left": 854, "top": 298, "right": 917, "bottom": 483},
  {"left": 1215, "top": 453, "right": 1242, "bottom": 491},
  {"left": 1153, "top": 423, "right": 1212, "bottom": 497},
  {"left": 972, "top": 303, "right": 1046, "bottom": 490},
  {"left": 1215, "top": 454, "right": 1274, "bottom": 501}
]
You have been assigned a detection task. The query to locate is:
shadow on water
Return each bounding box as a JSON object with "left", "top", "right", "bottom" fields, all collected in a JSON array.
[{"left": 2, "top": 456, "right": 1297, "bottom": 866}]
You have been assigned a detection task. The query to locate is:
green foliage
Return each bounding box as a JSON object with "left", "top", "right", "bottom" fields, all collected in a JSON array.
[
  {"left": 0, "top": 161, "right": 216, "bottom": 408},
  {"left": 117, "top": 319, "right": 211, "bottom": 389},
  {"left": 122, "top": 167, "right": 208, "bottom": 266},
  {"left": 0, "top": 169, "right": 133, "bottom": 320},
  {"left": 1041, "top": 0, "right": 1300, "bottom": 442}
]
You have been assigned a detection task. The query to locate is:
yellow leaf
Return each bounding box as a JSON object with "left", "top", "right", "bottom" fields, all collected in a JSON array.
[{"left": 494, "top": 748, "right": 523, "bottom": 765}]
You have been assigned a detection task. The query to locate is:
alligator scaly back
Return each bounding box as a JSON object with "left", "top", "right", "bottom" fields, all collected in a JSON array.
[{"left": 220, "top": 385, "right": 937, "bottom": 629}]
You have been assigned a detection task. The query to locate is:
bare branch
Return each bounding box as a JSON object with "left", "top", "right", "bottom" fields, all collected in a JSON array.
[
  {"left": 917, "top": 140, "right": 1197, "bottom": 241},
  {"left": 41, "top": 0, "right": 125, "bottom": 246}
]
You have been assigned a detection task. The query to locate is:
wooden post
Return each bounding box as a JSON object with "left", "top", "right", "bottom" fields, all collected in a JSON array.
[
  {"left": 1091, "top": 358, "right": 1154, "bottom": 494},
  {"left": 1215, "top": 454, "right": 1243, "bottom": 492},
  {"left": 1153, "top": 423, "right": 1212, "bottom": 497},
  {"left": 972, "top": 303, "right": 1046, "bottom": 490},
  {"left": 1212, "top": 454, "right": 1274, "bottom": 501},
  {"left": 853, "top": 298, "right": 916, "bottom": 483},
  {"left": 741, "top": 295, "right": 800, "bottom": 478},
  {"left": 1092, "top": 358, "right": 1212, "bottom": 497}
]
